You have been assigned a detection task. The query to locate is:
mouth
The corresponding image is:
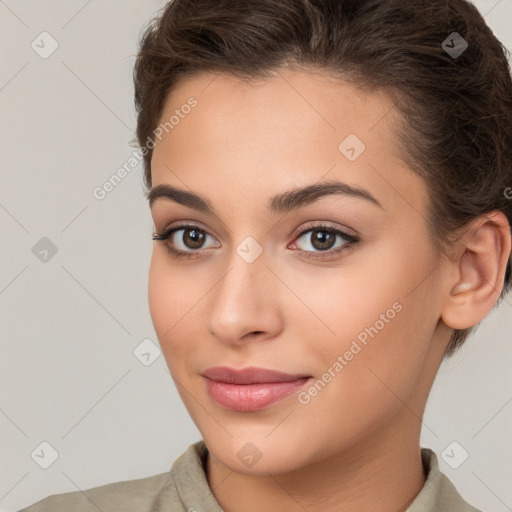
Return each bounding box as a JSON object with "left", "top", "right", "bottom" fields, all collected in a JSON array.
[{"left": 201, "top": 366, "right": 313, "bottom": 411}]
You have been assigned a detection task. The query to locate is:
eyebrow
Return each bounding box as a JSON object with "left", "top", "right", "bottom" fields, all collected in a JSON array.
[{"left": 147, "top": 179, "right": 384, "bottom": 213}]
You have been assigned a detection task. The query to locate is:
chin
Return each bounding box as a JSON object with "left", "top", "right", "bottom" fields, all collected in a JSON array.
[{"left": 204, "top": 433, "right": 312, "bottom": 476}]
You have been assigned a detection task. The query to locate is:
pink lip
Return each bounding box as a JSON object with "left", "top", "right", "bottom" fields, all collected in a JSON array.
[{"left": 201, "top": 366, "right": 312, "bottom": 411}]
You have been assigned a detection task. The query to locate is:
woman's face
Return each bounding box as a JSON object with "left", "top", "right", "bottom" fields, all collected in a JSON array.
[{"left": 148, "top": 68, "right": 452, "bottom": 475}]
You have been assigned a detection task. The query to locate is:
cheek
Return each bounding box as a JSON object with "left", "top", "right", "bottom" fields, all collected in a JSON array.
[
  {"left": 287, "top": 284, "right": 431, "bottom": 450},
  {"left": 147, "top": 252, "right": 204, "bottom": 372},
  {"left": 148, "top": 252, "right": 173, "bottom": 337},
  {"left": 291, "top": 238, "right": 438, "bottom": 397}
]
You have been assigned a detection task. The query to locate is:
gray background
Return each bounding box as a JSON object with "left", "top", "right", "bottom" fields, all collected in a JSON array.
[{"left": 1, "top": 1, "right": 511, "bottom": 511}]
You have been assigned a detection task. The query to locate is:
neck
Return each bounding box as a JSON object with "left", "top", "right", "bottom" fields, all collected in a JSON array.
[{"left": 206, "top": 414, "right": 427, "bottom": 512}]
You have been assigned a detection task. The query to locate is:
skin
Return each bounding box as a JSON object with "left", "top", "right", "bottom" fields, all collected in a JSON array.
[{"left": 148, "top": 67, "right": 511, "bottom": 512}]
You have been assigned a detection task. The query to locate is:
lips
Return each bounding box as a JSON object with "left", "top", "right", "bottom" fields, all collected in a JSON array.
[
  {"left": 201, "top": 366, "right": 311, "bottom": 384},
  {"left": 201, "top": 366, "right": 312, "bottom": 411}
]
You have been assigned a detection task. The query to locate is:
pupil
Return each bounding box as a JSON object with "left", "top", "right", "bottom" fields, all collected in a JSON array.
[
  {"left": 185, "top": 228, "right": 204, "bottom": 248},
  {"left": 313, "top": 230, "right": 334, "bottom": 250}
]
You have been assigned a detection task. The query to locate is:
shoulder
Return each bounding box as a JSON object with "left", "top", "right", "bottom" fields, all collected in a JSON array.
[
  {"left": 407, "top": 448, "right": 484, "bottom": 512},
  {"left": 18, "top": 441, "right": 210, "bottom": 512},
  {"left": 18, "top": 468, "right": 179, "bottom": 512}
]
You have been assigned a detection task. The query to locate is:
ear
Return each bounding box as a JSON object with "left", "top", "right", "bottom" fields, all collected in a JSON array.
[{"left": 441, "top": 211, "right": 511, "bottom": 330}]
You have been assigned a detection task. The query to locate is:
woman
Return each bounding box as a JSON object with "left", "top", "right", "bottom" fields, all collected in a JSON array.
[{"left": 20, "top": 0, "right": 512, "bottom": 510}]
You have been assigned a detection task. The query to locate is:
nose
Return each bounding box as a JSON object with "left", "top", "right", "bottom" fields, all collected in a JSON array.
[{"left": 206, "top": 244, "right": 283, "bottom": 346}]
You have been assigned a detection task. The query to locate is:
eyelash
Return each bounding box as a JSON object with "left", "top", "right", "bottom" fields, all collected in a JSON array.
[{"left": 152, "top": 222, "right": 360, "bottom": 261}]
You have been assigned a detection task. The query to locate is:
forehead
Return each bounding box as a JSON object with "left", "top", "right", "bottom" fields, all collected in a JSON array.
[
  {"left": 156, "top": 67, "right": 398, "bottom": 147},
  {"left": 150, "top": 67, "right": 428, "bottom": 220}
]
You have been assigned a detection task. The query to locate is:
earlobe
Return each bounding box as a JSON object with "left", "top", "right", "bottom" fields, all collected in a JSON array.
[{"left": 441, "top": 211, "right": 511, "bottom": 330}]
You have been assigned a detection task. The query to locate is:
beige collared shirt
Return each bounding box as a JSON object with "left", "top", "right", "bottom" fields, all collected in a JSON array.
[{"left": 19, "top": 441, "right": 482, "bottom": 511}]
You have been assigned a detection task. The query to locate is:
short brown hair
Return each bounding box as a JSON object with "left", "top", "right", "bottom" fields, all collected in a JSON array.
[{"left": 133, "top": 0, "right": 512, "bottom": 357}]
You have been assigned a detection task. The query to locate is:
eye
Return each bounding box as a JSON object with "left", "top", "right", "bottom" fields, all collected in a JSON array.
[
  {"left": 289, "top": 224, "right": 359, "bottom": 260},
  {"left": 152, "top": 223, "right": 220, "bottom": 259},
  {"left": 152, "top": 222, "right": 360, "bottom": 261}
]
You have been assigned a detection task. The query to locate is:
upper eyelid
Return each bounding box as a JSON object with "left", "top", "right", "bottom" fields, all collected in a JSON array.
[{"left": 158, "top": 221, "right": 352, "bottom": 234}]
